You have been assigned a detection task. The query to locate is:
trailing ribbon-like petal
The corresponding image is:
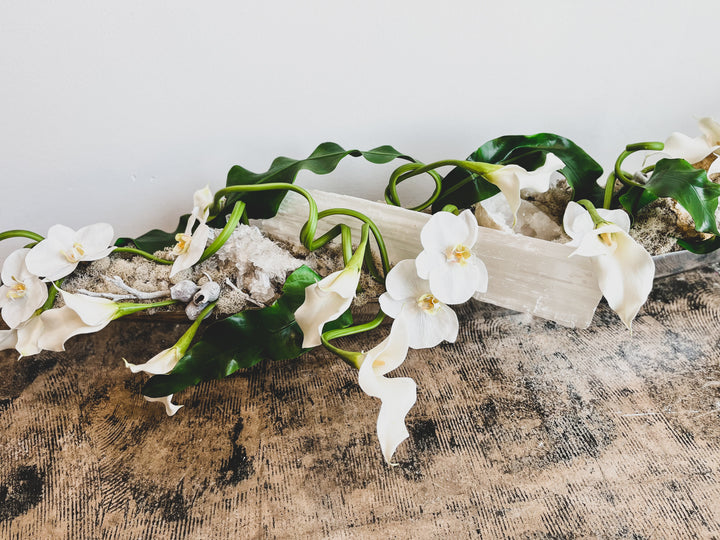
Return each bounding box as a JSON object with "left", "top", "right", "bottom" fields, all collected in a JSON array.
[
  {"left": 144, "top": 395, "right": 183, "bottom": 416},
  {"left": 358, "top": 320, "right": 416, "bottom": 464}
]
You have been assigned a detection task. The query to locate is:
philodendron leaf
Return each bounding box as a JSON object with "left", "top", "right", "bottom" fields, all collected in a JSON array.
[
  {"left": 115, "top": 214, "right": 190, "bottom": 253},
  {"left": 640, "top": 158, "right": 720, "bottom": 236},
  {"left": 217, "top": 142, "right": 414, "bottom": 223},
  {"left": 619, "top": 186, "right": 659, "bottom": 216},
  {"left": 433, "top": 133, "right": 604, "bottom": 212},
  {"left": 677, "top": 235, "right": 720, "bottom": 254},
  {"left": 142, "top": 265, "right": 353, "bottom": 398}
]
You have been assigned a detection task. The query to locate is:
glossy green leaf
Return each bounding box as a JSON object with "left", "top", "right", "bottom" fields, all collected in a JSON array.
[
  {"left": 677, "top": 235, "right": 720, "bottom": 254},
  {"left": 433, "top": 133, "right": 604, "bottom": 212},
  {"left": 641, "top": 159, "right": 720, "bottom": 235},
  {"left": 217, "top": 142, "right": 414, "bottom": 223},
  {"left": 115, "top": 214, "right": 190, "bottom": 253},
  {"left": 619, "top": 186, "right": 658, "bottom": 216},
  {"left": 142, "top": 265, "right": 353, "bottom": 397}
]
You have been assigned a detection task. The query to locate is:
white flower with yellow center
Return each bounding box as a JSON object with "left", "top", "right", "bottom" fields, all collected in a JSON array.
[
  {"left": 664, "top": 117, "right": 720, "bottom": 164},
  {"left": 358, "top": 320, "right": 416, "bottom": 464},
  {"left": 415, "top": 210, "right": 488, "bottom": 305},
  {"left": 0, "top": 248, "right": 48, "bottom": 328},
  {"left": 25, "top": 223, "right": 115, "bottom": 281},
  {"left": 379, "top": 259, "right": 458, "bottom": 349},
  {"left": 563, "top": 201, "right": 655, "bottom": 330}
]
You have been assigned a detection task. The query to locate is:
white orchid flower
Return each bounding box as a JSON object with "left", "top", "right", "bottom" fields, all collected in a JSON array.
[
  {"left": 144, "top": 395, "right": 183, "bottom": 416},
  {"left": 663, "top": 117, "right": 720, "bottom": 164},
  {"left": 25, "top": 223, "right": 115, "bottom": 281},
  {"left": 295, "top": 266, "right": 360, "bottom": 348},
  {"left": 475, "top": 153, "right": 565, "bottom": 224},
  {"left": 0, "top": 248, "right": 48, "bottom": 328},
  {"left": 379, "top": 259, "right": 458, "bottom": 349},
  {"left": 169, "top": 187, "right": 215, "bottom": 278},
  {"left": 415, "top": 209, "right": 488, "bottom": 305},
  {"left": 358, "top": 319, "right": 416, "bottom": 464},
  {"left": 563, "top": 201, "right": 654, "bottom": 330}
]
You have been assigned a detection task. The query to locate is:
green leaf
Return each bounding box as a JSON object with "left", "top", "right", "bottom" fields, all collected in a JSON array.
[
  {"left": 640, "top": 159, "right": 720, "bottom": 235},
  {"left": 115, "top": 214, "right": 190, "bottom": 253},
  {"left": 142, "top": 265, "right": 353, "bottom": 397},
  {"left": 619, "top": 186, "right": 658, "bottom": 216},
  {"left": 677, "top": 235, "right": 720, "bottom": 254},
  {"left": 218, "top": 142, "right": 414, "bottom": 222},
  {"left": 432, "top": 133, "right": 604, "bottom": 212}
]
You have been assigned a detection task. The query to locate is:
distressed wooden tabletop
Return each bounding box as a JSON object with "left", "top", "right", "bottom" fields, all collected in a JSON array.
[{"left": 2, "top": 266, "right": 720, "bottom": 539}]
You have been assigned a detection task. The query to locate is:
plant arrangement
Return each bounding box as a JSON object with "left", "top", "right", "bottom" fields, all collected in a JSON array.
[{"left": 1, "top": 118, "right": 719, "bottom": 464}]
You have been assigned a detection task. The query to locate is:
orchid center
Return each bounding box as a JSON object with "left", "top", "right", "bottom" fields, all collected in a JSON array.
[
  {"left": 417, "top": 293, "right": 441, "bottom": 314},
  {"left": 61, "top": 242, "right": 86, "bottom": 263},
  {"left": 446, "top": 244, "right": 472, "bottom": 265},
  {"left": 173, "top": 233, "right": 192, "bottom": 255},
  {"left": 6, "top": 276, "right": 27, "bottom": 299}
]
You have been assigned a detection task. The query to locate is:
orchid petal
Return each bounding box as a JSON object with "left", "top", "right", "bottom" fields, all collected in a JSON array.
[
  {"left": 399, "top": 302, "right": 459, "bottom": 349},
  {"left": 60, "top": 290, "right": 118, "bottom": 326},
  {"left": 593, "top": 232, "right": 655, "bottom": 330},
  {"left": 419, "top": 211, "right": 472, "bottom": 253},
  {"left": 124, "top": 347, "right": 182, "bottom": 375},
  {"left": 358, "top": 321, "right": 416, "bottom": 464},
  {"left": 708, "top": 154, "right": 720, "bottom": 179},
  {"left": 170, "top": 222, "right": 211, "bottom": 278},
  {"left": 144, "top": 394, "right": 183, "bottom": 416},
  {"left": 414, "top": 249, "right": 444, "bottom": 281},
  {"left": 0, "top": 249, "right": 48, "bottom": 328},
  {"left": 385, "top": 259, "right": 428, "bottom": 301},
  {"left": 294, "top": 268, "right": 359, "bottom": 348},
  {"left": 25, "top": 237, "right": 77, "bottom": 281},
  {"left": 428, "top": 257, "right": 487, "bottom": 305},
  {"left": 74, "top": 223, "right": 115, "bottom": 261}
]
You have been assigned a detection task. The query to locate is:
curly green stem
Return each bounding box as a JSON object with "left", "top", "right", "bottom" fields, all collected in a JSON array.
[
  {"left": 321, "top": 310, "right": 386, "bottom": 369},
  {"left": 0, "top": 230, "right": 44, "bottom": 243},
  {"left": 199, "top": 201, "right": 246, "bottom": 263},
  {"left": 614, "top": 142, "right": 665, "bottom": 189},
  {"left": 114, "top": 247, "right": 173, "bottom": 265}
]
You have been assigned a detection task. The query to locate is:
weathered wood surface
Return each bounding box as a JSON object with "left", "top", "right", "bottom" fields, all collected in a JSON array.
[{"left": 2, "top": 266, "right": 720, "bottom": 539}]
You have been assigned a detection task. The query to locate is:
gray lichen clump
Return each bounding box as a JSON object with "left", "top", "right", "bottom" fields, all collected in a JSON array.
[{"left": 62, "top": 224, "right": 382, "bottom": 317}]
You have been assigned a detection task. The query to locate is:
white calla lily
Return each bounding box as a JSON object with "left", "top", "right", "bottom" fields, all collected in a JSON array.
[
  {"left": 415, "top": 209, "right": 488, "bottom": 304},
  {"left": 144, "top": 395, "right": 183, "bottom": 416},
  {"left": 295, "top": 266, "right": 360, "bottom": 348},
  {"left": 379, "top": 259, "right": 459, "bottom": 349},
  {"left": 0, "top": 248, "right": 48, "bottom": 328},
  {"left": 358, "top": 319, "right": 416, "bottom": 464},
  {"left": 124, "top": 346, "right": 182, "bottom": 375},
  {"left": 0, "top": 328, "right": 19, "bottom": 352},
  {"left": 25, "top": 223, "right": 115, "bottom": 281},
  {"left": 170, "top": 187, "right": 215, "bottom": 278},
  {"left": 564, "top": 201, "right": 654, "bottom": 330},
  {"left": 481, "top": 153, "right": 565, "bottom": 224},
  {"left": 663, "top": 117, "right": 720, "bottom": 163}
]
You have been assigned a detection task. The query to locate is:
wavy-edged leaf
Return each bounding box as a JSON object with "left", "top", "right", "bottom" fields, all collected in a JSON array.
[
  {"left": 641, "top": 159, "right": 720, "bottom": 235},
  {"left": 433, "top": 133, "right": 604, "bottom": 212},
  {"left": 217, "top": 142, "right": 414, "bottom": 223},
  {"left": 142, "top": 265, "right": 352, "bottom": 397}
]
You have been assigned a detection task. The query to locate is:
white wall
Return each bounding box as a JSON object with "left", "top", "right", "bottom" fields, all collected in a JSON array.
[{"left": 1, "top": 0, "right": 718, "bottom": 259}]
